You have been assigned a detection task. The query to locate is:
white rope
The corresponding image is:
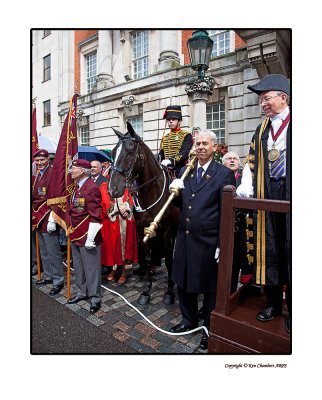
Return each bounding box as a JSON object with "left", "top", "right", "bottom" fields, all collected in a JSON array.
[
  {"left": 100, "top": 282, "right": 209, "bottom": 337},
  {"left": 67, "top": 265, "right": 208, "bottom": 337}
]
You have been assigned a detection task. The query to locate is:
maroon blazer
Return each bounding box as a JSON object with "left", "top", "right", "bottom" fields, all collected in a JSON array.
[
  {"left": 32, "top": 166, "right": 52, "bottom": 232},
  {"left": 67, "top": 177, "right": 103, "bottom": 247}
]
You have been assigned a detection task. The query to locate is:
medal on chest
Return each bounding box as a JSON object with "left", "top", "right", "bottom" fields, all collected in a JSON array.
[
  {"left": 268, "top": 143, "right": 280, "bottom": 162},
  {"left": 38, "top": 186, "right": 47, "bottom": 196},
  {"left": 268, "top": 114, "right": 290, "bottom": 162},
  {"left": 73, "top": 197, "right": 86, "bottom": 211}
]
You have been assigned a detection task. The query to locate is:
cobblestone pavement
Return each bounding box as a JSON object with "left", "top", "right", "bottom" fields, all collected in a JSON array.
[{"left": 32, "top": 263, "right": 207, "bottom": 354}]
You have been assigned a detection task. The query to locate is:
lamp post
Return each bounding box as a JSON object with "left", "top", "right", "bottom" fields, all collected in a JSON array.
[
  {"left": 185, "top": 30, "right": 217, "bottom": 131},
  {"left": 187, "top": 29, "right": 213, "bottom": 80}
]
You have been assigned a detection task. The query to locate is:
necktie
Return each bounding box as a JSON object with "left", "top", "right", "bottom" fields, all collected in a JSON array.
[
  {"left": 271, "top": 150, "right": 286, "bottom": 179},
  {"left": 196, "top": 167, "right": 203, "bottom": 185}
]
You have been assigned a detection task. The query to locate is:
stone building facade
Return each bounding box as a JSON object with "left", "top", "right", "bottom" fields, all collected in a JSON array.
[{"left": 32, "top": 29, "right": 290, "bottom": 161}]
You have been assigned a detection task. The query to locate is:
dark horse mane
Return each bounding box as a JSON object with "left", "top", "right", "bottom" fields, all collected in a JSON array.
[{"left": 109, "top": 122, "right": 178, "bottom": 305}]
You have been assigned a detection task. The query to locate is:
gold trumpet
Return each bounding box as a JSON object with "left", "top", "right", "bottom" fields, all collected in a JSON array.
[{"left": 143, "top": 150, "right": 197, "bottom": 243}]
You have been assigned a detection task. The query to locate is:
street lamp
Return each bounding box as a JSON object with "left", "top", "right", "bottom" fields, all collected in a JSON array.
[{"left": 187, "top": 30, "right": 214, "bottom": 80}]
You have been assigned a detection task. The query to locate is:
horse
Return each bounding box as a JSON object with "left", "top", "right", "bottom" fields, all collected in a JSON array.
[{"left": 108, "top": 122, "right": 178, "bottom": 305}]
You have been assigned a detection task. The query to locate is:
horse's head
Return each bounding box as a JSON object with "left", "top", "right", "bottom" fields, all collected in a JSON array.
[{"left": 109, "top": 122, "right": 144, "bottom": 198}]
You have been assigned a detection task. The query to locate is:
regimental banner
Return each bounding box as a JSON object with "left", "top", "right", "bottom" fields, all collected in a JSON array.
[
  {"left": 32, "top": 107, "right": 39, "bottom": 156},
  {"left": 47, "top": 94, "right": 78, "bottom": 231}
]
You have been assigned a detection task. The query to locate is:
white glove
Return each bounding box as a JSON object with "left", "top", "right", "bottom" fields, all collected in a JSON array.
[
  {"left": 236, "top": 163, "right": 253, "bottom": 198},
  {"left": 215, "top": 247, "right": 220, "bottom": 262},
  {"left": 85, "top": 222, "right": 103, "bottom": 249},
  {"left": 161, "top": 159, "right": 171, "bottom": 167},
  {"left": 169, "top": 178, "right": 185, "bottom": 191},
  {"left": 236, "top": 184, "right": 253, "bottom": 197},
  {"left": 47, "top": 212, "right": 56, "bottom": 233}
]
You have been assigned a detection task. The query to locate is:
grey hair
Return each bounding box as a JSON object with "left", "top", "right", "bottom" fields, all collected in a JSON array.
[
  {"left": 277, "top": 91, "right": 290, "bottom": 105},
  {"left": 222, "top": 151, "right": 240, "bottom": 163},
  {"left": 91, "top": 160, "right": 102, "bottom": 169},
  {"left": 82, "top": 168, "right": 92, "bottom": 176},
  {"left": 196, "top": 129, "right": 217, "bottom": 144}
]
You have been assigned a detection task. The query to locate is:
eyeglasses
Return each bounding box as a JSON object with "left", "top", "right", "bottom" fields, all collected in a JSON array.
[
  {"left": 259, "top": 94, "right": 281, "bottom": 105},
  {"left": 225, "top": 157, "right": 238, "bottom": 161}
]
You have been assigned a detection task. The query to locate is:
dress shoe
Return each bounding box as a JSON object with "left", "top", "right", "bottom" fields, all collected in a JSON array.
[
  {"left": 285, "top": 317, "right": 291, "bottom": 334},
  {"left": 170, "top": 323, "right": 195, "bottom": 333},
  {"left": 49, "top": 284, "right": 64, "bottom": 296},
  {"left": 199, "top": 332, "right": 209, "bottom": 351},
  {"left": 67, "top": 295, "right": 88, "bottom": 304},
  {"left": 31, "top": 268, "right": 38, "bottom": 276},
  {"left": 90, "top": 303, "right": 101, "bottom": 314},
  {"left": 36, "top": 278, "right": 53, "bottom": 287},
  {"left": 256, "top": 306, "right": 280, "bottom": 322}
]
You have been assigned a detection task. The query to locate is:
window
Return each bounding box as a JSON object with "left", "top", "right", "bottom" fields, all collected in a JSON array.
[
  {"left": 85, "top": 52, "right": 97, "bottom": 93},
  {"left": 43, "top": 30, "right": 51, "bottom": 37},
  {"left": 43, "top": 100, "right": 51, "bottom": 126},
  {"left": 132, "top": 30, "right": 149, "bottom": 79},
  {"left": 80, "top": 125, "right": 90, "bottom": 146},
  {"left": 43, "top": 54, "right": 51, "bottom": 81},
  {"left": 206, "top": 103, "right": 225, "bottom": 144},
  {"left": 127, "top": 115, "right": 143, "bottom": 138},
  {"left": 208, "top": 30, "right": 232, "bottom": 57}
]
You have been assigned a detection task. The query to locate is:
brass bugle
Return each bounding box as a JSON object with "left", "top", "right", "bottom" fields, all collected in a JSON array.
[{"left": 143, "top": 151, "right": 197, "bottom": 243}]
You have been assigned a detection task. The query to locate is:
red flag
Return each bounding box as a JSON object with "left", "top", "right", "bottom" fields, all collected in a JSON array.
[
  {"left": 32, "top": 107, "right": 39, "bottom": 155},
  {"left": 47, "top": 94, "right": 78, "bottom": 231},
  {"left": 32, "top": 106, "right": 39, "bottom": 177}
]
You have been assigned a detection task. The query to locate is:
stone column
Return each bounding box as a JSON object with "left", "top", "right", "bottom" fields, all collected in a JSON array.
[
  {"left": 185, "top": 77, "right": 216, "bottom": 131},
  {"left": 96, "top": 30, "right": 114, "bottom": 89},
  {"left": 157, "top": 30, "right": 180, "bottom": 71}
]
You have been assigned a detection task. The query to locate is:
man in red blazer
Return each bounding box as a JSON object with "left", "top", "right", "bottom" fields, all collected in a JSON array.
[
  {"left": 66, "top": 159, "right": 103, "bottom": 314},
  {"left": 32, "top": 149, "right": 65, "bottom": 296}
]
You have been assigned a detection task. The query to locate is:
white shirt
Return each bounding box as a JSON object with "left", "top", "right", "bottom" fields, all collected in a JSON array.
[
  {"left": 196, "top": 159, "right": 212, "bottom": 178},
  {"left": 268, "top": 106, "right": 290, "bottom": 153}
]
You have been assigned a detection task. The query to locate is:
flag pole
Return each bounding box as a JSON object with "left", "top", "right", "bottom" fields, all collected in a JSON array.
[
  {"left": 67, "top": 237, "right": 71, "bottom": 300},
  {"left": 35, "top": 231, "right": 41, "bottom": 281}
]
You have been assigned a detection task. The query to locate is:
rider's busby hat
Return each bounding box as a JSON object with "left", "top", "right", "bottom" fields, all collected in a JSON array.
[
  {"left": 163, "top": 105, "right": 182, "bottom": 120},
  {"left": 247, "top": 74, "right": 290, "bottom": 96},
  {"left": 33, "top": 149, "right": 49, "bottom": 158},
  {"left": 72, "top": 159, "right": 92, "bottom": 169}
]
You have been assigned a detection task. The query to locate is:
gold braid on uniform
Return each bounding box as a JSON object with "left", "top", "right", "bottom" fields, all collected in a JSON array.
[
  {"left": 162, "top": 130, "right": 190, "bottom": 165},
  {"left": 255, "top": 117, "right": 270, "bottom": 285},
  {"left": 246, "top": 215, "right": 254, "bottom": 265}
]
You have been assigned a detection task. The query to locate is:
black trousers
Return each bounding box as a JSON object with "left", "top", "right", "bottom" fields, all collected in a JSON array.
[
  {"left": 265, "top": 178, "right": 290, "bottom": 314},
  {"left": 177, "top": 286, "right": 216, "bottom": 329}
]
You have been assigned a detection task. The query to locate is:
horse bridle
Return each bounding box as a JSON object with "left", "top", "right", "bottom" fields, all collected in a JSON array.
[
  {"left": 111, "top": 134, "right": 167, "bottom": 212},
  {"left": 110, "top": 135, "right": 144, "bottom": 188}
]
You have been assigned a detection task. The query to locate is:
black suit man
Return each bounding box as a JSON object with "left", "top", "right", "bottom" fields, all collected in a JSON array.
[
  {"left": 169, "top": 130, "right": 235, "bottom": 351},
  {"left": 90, "top": 160, "right": 109, "bottom": 186}
]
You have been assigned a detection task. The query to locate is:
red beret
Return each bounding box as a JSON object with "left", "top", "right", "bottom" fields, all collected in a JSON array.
[
  {"left": 33, "top": 149, "right": 49, "bottom": 158},
  {"left": 72, "top": 159, "right": 91, "bottom": 169}
]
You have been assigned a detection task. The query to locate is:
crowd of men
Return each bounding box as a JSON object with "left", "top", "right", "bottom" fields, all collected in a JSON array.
[{"left": 32, "top": 73, "right": 291, "bottom": 352}]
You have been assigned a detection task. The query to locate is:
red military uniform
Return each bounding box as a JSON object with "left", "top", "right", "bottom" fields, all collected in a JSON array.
[
  {"left": 32, "top": 166, "right": 52, "bottom": 232},
  {"left": 67, "top": 178, "right": 102, "bottom": 245}
]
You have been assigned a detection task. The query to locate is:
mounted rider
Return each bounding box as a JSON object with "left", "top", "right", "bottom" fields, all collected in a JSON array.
[{"left": 158, "top": 105, "right": 193, "bottom": 177}]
